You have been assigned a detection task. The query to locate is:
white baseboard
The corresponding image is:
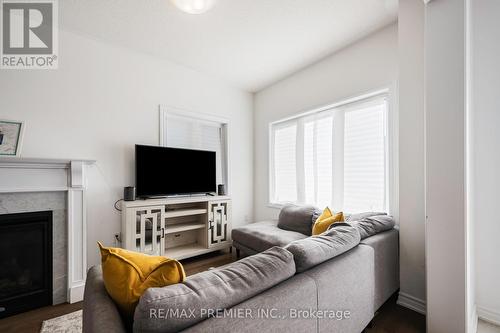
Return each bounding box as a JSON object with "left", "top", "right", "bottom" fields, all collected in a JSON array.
[
  {"left": 477, "top": 305, "right": 500, "bottom": 327},
  {"left": 469, "top": 305, "right": 478, "bottom": 333},
  {"left": 397, "top": 292, "right": 426, "bottom": 315},
  {"left": 68, "top": 282, "right": 85, "bottom": 303}
]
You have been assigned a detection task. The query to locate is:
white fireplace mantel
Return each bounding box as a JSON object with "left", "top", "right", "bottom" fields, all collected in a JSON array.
[{"left": 0, "top": 157, "right": 95, "bottom": 303}]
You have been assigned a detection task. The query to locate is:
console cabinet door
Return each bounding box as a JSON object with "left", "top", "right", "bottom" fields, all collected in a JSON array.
[
  {"left": 133, "top": 206, "right": 165, "bottom": 256},
  {"left": 208, "top": 201, "right": 231, "bottom": 247}
]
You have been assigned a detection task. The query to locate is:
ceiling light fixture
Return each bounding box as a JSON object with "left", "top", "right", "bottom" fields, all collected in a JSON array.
[{"left": 171, "top": 0, "right": 216, "bottom": 14}]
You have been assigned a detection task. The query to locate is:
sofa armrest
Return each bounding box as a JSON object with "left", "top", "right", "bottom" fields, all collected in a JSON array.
[
  {"left": 359, "top": 229, "right": 400, "bottom": 310},
  {"left": 83, "top": 265, "right": 127, "bottom": 333}
]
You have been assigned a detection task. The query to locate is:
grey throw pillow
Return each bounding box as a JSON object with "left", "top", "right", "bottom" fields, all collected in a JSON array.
[
  {"left": 277, "top": 204, "right": 318, "bottom": 236},
  {"left": 285, "top": 225, "right": 361, "bottom": 272},
  {"left": 345, "top": 212, "right": 387, "bottom": 222},
  {"left": 341, "top": 215, "right": 395, "bottom": 239},
  {"left": 311, "top": 208, "right": 323, "bottom": 224}
]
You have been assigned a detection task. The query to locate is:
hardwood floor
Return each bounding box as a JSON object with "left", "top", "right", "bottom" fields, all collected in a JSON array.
[
  {"left": 366, "top": 293, "right": 425, "bottom": 333},
  {"left": 0, "top": 301, "right": 82, "bottom": 333},
  {"left": 181, "top": 250, "right": 236, "bottom": 276},
  {"left": 0, "top": 251, "right": 425, "bottom": 333}
]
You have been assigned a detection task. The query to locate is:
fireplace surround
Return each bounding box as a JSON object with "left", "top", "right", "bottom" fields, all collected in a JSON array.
[{"left": 0, "top": 158, "right": 94, "bottom": 306}]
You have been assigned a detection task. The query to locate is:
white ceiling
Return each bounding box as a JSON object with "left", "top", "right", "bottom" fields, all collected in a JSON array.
[{"left": 60, "top": 0, "right": 398, "bottom": 92}]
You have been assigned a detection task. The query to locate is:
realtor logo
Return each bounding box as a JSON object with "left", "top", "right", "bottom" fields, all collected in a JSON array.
[{"left": 1, "top": 0, "right": 58, "bottom": 69}]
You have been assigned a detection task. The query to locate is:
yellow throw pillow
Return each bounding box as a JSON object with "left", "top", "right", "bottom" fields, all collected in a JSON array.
[
  {"left": 97, "top": 242, "right": 185, "bottom": 317},
  {"left": 312, "top": 207, "right": 344, "bottom": 235}
]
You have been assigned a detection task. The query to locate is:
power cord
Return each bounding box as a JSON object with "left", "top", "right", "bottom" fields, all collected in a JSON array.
[{"left": 114, "top": 199, "right": 124, "bottom": 211}]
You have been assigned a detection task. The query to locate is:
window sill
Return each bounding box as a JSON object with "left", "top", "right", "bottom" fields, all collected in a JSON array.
[{"left": 267, "top": 203, "right": 284, "bottom": 209}]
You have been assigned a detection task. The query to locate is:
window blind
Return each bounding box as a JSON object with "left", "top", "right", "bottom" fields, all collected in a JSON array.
[
  {"left": 272, "top": 122, "right": 297, "bottom": 203},
  {"left": 270, "top": 95, "right": 388, "bottom": 214},
  {"left": 303, "top": 114, "right": 333, "bottom": 208},
  {"left": 165, "top": 114, "right": 224, "bottom": 184},
  {"left": 343, "top": 100, "right": 387, "bottom": 213}
]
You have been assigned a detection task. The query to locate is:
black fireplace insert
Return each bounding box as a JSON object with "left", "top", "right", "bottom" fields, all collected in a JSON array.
[{"left": 0, "top": 211, "right": 53, "bottom": 318}]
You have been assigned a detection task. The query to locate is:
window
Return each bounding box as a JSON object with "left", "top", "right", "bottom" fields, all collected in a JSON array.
[
  {"left": 270, "top": 94, "right": 389, "bottom": 213},
  {"left": 160, "top": 109, "right": 229, "bottom": 189}
]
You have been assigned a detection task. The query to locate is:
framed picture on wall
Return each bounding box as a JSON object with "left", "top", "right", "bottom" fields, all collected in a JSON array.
[{"left": 0, "top": 120, "right": 25, "bottom": 157}]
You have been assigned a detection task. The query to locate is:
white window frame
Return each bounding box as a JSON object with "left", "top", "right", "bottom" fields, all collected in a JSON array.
[
  {"left": 268, "top": 87, "right": 399, "bottom": 219},
  {"left": 159, "top": 105, "right": 231, "bottom": 195}
]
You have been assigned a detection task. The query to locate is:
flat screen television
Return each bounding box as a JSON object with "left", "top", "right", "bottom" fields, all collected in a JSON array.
[{"left": 135, "top": 145, "right": 216, "bottom": 198}]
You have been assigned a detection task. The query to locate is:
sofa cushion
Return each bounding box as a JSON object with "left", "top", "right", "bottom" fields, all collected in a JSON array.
[
  {"left": 232, "top": 220, "right": 308, "bottom": 253},
  {"left": 285, "top": 224, "right": 361, "bottom": 272},
  {"left": 277, "top": 204, "right": 318, "bottom": 236},
  {"left": 133, "top": 246, "right": 296, "bottom": 333},
  {"left": 180, "top": 273, "right": 318, "bottom": 333},
  {"left": 345, "top": 212, "right": 387, "bottom": 222},
  {"left": 345, "top": 215, "right": 395, "bottom": 239}
]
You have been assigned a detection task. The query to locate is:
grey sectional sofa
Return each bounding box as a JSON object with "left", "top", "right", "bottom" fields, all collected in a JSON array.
[
  {"left": 232, "top": 209, "right": 399, "bottom": 312},
  {"left": 83, "top": 210, "right": 399, "bottom": 333}
]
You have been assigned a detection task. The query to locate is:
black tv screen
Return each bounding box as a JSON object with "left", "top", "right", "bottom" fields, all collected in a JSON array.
[{"left": 135, "top": 145, "right": 216, "bottom": 197}]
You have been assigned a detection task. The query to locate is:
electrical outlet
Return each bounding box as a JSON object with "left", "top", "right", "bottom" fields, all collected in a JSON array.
[{"left": 114, "top": 233, "right": 121, "bottom": 246}]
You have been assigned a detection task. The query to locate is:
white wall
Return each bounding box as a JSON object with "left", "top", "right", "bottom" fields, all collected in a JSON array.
[
  {"left": 0, "top": 30, "right": 254, "bottom": 268},
  {"left": 253, "top": 24, "right": 398, "bottom": 220},
  {"left": 397, "top": 0, "right": 426, "bottom": 313},
  {"left": 471, "top": 0, "right": 500, "bottom": 326},
  {"left": 425, "top": 0, "right": 467, "bottom": 332},
  {"left": 466, "top": 0, "right": 476, "bottom": 331}
]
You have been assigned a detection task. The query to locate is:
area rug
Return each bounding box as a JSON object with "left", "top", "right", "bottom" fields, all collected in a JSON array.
[{"left": 40, "top": 310, "right": 82, "bottom": 333}]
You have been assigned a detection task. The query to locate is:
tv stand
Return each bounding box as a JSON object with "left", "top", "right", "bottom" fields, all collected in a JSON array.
[{"left": 121, "top": 196, "right": 232, "bottom": 260}]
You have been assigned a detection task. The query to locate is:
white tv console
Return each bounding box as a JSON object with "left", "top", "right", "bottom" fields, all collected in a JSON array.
[{"left": 121, "top": 196, "right": 232, "bottom": 260}]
